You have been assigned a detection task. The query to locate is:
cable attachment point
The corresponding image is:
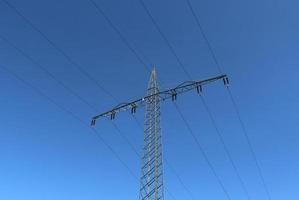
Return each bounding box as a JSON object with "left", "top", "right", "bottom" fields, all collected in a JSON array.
[
  {"left": 223, "top": 77, "right": 229, "bottom": 86},
  {"left": 91, "top": 118, "right": 96, "bottom": 126},
  {"left": 131, "top": 103, "right": 137, "bottom": 114},
  {"left": 196, "top": 84, "right": 203, "bottom": 94},
  {"left": 171, "top": 90, "right": 177, "bottom": 101},
  {"left": 110, "top": 111, "right": 116, "bottom": 120}
]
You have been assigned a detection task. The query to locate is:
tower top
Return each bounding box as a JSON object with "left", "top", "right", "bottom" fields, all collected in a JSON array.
[
  {"left": 151, "top": 66, "right": 156, "bottom": 76},
  {"left": 148, "top": 67, "right": 158, "bottom": 91}
]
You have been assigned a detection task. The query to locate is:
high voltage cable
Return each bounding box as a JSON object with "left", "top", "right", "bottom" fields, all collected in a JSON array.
[
  {"left": 1, "top": 0, "right": 117, "bottom": 102},
  {"left": 0, "top": 34, "right": 98, "bottom": 113},
  {"left": 0, "top": 64, "right": 138, "bottom": 181},
  {"left": 199, "top": 95, "right": 251, "bottom": 199},
  {"left": 185, "top": 0, "right": 272, "bottom": 199},
  {"left": 88, "top": 0, "right": 151, "bottom": 74},
  {"left": 138, "top": 0, "right": 192, "bottom": 79},
  {"left": 185, "top": 0, "right": 223, "bottom": 74},
  {"left": 227, "top": 87, "right": 272, "bottom": 199},
  {"left": 173, "top": 102, "right": 232, "bottom": 200}
]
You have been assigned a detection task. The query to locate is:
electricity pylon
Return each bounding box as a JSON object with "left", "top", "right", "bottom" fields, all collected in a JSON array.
[{"left": 91, "top": 68, "right": 228, "bottom": 200}]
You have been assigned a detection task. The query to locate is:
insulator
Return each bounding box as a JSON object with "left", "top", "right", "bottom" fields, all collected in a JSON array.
[
  {"left": 223, "top": 78, "right": 226, "bottom": 85},
  {"left": 197, "top": 85, "right": 203, "bottom": 94},
  {"left": 131, "top": 106, "right": 137, "bottom": 114},
  {"left": 91, "top": 119, "right": 96, "bottom": 126},
  {"left": 111, "top": 112, "right": 116, "bottom": 120},
  {"left": 225, "top": 77, "right": 229, "bottom": 85},
  {"left": 172, "top": 93, "right": 177, "bottom": 101}
]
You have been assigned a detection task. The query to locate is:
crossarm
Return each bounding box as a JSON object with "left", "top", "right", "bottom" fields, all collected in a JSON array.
[{"left": 91, "top": 74, "right": 228, "bottom": 125}]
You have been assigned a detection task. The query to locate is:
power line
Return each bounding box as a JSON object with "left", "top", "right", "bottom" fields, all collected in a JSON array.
[
  {"left": 199, "top": 95, "right": 251, "bottom": 199},
  {"left": 184, "top": 1, "right": 272, "bottom": 199},
  {"left": 88, "top": 0, "right": 151, "bottom": 74},
  {"left": 111, "top": 121, "right": 140, "bottom": 156},
  {"left": 185, "top": 0, "right": 223, "bottom": 74},
  {"left": 0, "top": 64, "right": 138, "bottom": 181},
  {"left": 173, "top": 102, "right": 232, "bottom": 200},
  {"left": 0, "top": 34, "right": 98, "bottom": 113},
  {"left": 138, "top": 0, "right": 192, "bottom": 79},
  {"left": 226, "top": 87, "right": 272, "bottom": 199},
  {"left": 87, "top": 0, "right": 169, "bottom": 88},
  {"left": 1, "top": 0, "right": 117, "bottom": 102}
]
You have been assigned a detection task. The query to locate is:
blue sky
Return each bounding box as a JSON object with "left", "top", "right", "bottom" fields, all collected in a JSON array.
[{"left": 0, "top": 0, "right": 299, "bottom": 199}]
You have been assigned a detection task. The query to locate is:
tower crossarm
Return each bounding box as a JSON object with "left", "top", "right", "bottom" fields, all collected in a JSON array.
[{"left": 91, "top": 74, "right": 228, "bottom": 126}]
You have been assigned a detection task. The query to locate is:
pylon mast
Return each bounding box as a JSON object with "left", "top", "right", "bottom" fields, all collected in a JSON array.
[
  {"left": 139, "top": 68, "right": 164, "bottom": 200},
  {"left": 90, "top": 69, "right": 229, "bottom": 200}
]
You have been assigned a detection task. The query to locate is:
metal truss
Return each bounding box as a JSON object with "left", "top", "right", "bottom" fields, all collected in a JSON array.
[
  {"left": 91, "top": 74, "right": 228, "bottom": 125},
  {"left": 139, "top": 68, "right": 164, "bottom": 200}
]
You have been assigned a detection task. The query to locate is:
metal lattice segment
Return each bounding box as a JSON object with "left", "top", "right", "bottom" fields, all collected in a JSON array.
[
  {"left": 91, "top": 74, "right": 227, "bottom": 124},
  {"left": 139, "top": 68, "right": 164, "bottom": 200}
]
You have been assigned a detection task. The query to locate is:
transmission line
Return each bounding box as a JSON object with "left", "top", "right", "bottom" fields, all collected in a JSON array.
[
  {"left": 227, "top": 87, "right": 272, "bottom": 199},
  {"left": 184, "top": 0, "right": 272, "bottom": 199},
  {"left": 1, "top": 0, "right": 117, "bottom": 102},
  {"left": 199, "top": 95, "right": 251, "bottom": 199},
  {"left": 0, "top": 34, "right": 98, "bottom": 113},
  {"left": 185, "top": 0, "right": 223, "bottom": 74},
  {"left": 173, "top": 102, "right": 232, "bottom": 200},
  {"left": 88, "top": 0, "right": 151, "bottom": 73},
  {"left": 0, "top": 64, "right": 138, "bottom": 181},
  {"left": 138, "top": 0, "right": 192, "bottom": 79}
]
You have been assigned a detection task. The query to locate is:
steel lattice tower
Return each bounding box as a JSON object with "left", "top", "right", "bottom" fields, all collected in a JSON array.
[
  {"left": 139, "top": 68, "right": 164, "bottom": 200},
  {"left": 91, "top": 69, "right": 227, "bottom": 199}
]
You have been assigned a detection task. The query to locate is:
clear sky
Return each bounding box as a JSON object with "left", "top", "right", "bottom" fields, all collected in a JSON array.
[{"left": 0, "top": 0, "right": 298, "bottom": 199}]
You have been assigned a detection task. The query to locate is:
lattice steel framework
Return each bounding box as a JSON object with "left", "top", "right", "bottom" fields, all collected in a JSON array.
[
  {"left": 91, "top": 74, "right": 227, "bottom": 124},
  {"left": 139, "top": 68, "right": 164, "bottom": 200},
  {"left": 90, "top": 70, "right": 228, "bottom": 199}
]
